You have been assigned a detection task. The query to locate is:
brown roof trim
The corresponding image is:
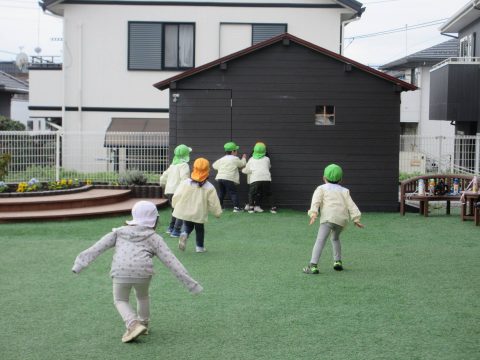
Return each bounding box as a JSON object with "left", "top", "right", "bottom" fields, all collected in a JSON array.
[{"left": 154, "top": 33, "right": 417, "bottom": 91}]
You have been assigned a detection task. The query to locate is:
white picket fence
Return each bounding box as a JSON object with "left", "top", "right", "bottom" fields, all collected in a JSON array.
[
  {"left": 0, "top": 131, "right": 169, "bottom": 183},
  {"left": 399, "top": 135, "right": 480, "bottom": 176},
  {"left": 1, "top": 132, "right": 479, "bottom": 183}
]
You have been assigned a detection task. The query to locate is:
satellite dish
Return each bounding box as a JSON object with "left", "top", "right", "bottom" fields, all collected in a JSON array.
[{"left": 15, "top": 52, "right": 29, "bottom": 73}]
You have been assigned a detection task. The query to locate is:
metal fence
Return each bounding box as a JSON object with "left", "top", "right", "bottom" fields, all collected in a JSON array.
[
  {"left": 0, "top": 131, "right": 169, "bottom": 183},
  {"left": 1, "top": 132, "right": 478, "bottom": 184},
  {"left": 400, "top": 135, "right": 480, "bottom": 176}
]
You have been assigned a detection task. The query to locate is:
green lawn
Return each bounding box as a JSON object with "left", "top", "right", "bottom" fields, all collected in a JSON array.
[{"left": 0, "top": 209, "right": 478, "bottom": 360}]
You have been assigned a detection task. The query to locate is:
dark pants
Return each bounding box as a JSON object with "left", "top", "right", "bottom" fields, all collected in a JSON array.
[
  {"left": 248, "top": 181, "right": 274, "bottom": 208},
  {"left": 217, "top": 179, "right": 240, "bottom": 208},
  {"left": 166, "top": 194, "right": 183, "bottom": 232},
  {"left": 183, "top": 221, "right": 205, "bottom": 248}
]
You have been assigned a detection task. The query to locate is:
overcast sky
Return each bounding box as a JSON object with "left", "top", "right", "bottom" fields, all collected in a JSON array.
[{"left": 0, "top": 0, "right": 472, "bottom": 67}]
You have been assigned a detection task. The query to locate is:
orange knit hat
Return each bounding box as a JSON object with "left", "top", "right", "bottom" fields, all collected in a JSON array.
[{"left": 191, "top": 158, "right": 210, "bottom": 182}]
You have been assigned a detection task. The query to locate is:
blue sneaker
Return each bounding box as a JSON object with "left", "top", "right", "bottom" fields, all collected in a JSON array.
[
  {"left": 170, "top": 230, "right": 181, "bottom": 238},
  {"left": 165, "top": 227, "right": 173, "bottom": 235}
]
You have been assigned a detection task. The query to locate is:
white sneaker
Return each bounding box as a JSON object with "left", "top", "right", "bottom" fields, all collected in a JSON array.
[
  {"left": 196, "top": 246, "right": 207, "bottom": 253},
  {"left": 122, "top": 321, "right": 147, "bottom": 343},
  {"left": 253, "top": 206, "right": 264, "bottom": 213},
  {"left": 233, "top": 207, "right": 242, "bottom": 213},
  {"left": 244, "top": 204, "right": 252, "bottom": 211},
  {"left": 178, "top": 232, "right": 188, "bottom": 251}
]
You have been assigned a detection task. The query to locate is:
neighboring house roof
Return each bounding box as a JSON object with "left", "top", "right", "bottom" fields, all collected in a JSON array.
[
  {"left": 40, "top": 0, "right": 364, "bottom": 17},
  {"left": 154, "top": 32, "right": 416, "bottom": 91},
  {"left": 440, "top": 0, "right": 480, "bottom": 33},
  {"left": 379, "top": 39, "right": 459, "bottom": 71},
  {"left": 0, "top": 71, "right": 29, "bottom": 94}
]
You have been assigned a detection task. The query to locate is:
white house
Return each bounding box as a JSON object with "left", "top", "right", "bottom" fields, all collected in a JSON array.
[{"left": 31, "top": 0, "right": 364, "bottom": 172}]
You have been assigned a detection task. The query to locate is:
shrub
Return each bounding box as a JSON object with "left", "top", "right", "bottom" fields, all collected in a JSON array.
[
  {"left": 119, "top": 170, "right": 148, "bottom": 186},
  {"left": 0, "top": 153, "right": 11, "bottom": 181}
]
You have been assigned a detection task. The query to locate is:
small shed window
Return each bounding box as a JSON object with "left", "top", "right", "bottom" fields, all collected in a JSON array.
[{"left": 315, "top": 105, "right": 335, "bottom": 126}]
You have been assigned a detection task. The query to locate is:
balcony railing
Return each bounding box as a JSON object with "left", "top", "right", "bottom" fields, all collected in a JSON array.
[
  {"left": 431, "top": 57, "right": 480, "bottom": 72},
  {"left": 29, "top": 56, "right": 63, "bottom": 69}
]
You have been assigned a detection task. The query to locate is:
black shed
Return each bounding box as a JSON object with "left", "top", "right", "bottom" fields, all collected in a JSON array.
[{"left": 155, "top": 33, "right": 416, "bottom": 211}]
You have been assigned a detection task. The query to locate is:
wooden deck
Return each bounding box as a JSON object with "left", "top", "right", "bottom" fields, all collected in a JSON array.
[{"left": 0, "top": 188, "right": 168, "bottom": 222}]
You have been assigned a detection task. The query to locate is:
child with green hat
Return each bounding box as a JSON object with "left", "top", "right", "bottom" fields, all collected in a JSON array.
[
  {"left": 303, "top": 164, "right": 364, "bottom": 274},
  {"left": 159, "top": 144, "right": 192, "bottom": 237},
  {"left": 212, "top": 141, "right": 247, "bottom": 212},
  {"left": 241, "top": 142, "right": 277, "bottom": 213}
]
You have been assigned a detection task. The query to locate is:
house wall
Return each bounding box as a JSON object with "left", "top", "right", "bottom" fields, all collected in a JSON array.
[
  {"left": 169, "top": 42, "right": 402, "bottom": 211},
  {"left": 459, "top": 17, "right": 480, "bottom": 57},
  {"left": 29, "top": 69, "right": 63, "bottom": 118}
]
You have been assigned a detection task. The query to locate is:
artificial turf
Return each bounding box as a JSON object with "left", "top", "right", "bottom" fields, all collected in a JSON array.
[{"left": 0, "top": 209, "right": 478, "bottom": 360}]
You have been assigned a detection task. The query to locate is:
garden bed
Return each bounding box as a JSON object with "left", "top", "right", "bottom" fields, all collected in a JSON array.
[{"left": 0, "top": 184, "right": 94, "bottom": 198}]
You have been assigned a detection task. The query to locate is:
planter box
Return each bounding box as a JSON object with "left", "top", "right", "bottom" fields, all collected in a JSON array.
[{"left": 129, "top": 185, "right": 163, "bottom": 198}]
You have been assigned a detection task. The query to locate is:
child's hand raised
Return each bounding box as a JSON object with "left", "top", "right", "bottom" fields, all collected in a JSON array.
[{"left": 354, "top": 221, "right": 365, "bottom": 229}]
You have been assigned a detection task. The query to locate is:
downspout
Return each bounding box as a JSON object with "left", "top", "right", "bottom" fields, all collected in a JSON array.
[{"left": 340, "top": 16, "right": 360, "bottom": 55}]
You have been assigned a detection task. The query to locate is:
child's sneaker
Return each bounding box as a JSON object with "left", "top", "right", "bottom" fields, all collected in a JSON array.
[
  {"left": 270, "top": 207, "right": 278, "bottom": 214},
  {"left": 233, "top": 207, "right": 243, "bottom": 213},
  {"left": 244, "top": 204, "right": 253, "bottom": 211},
  {"left": 140, "top": 321, "right": 149, "bottom": 335},
  {"left": 178, "top": 232, "right": 188, "bottom": 251},
  {"left": 165, "top": 227, "right": 173, "bottom": 235},
  {"left": 253, "top": 206, "right": 264, "bottom": 213},
  {"left": 333, "top": 260, "right": 343, "bottom": 271},
  {"left": 170, "top": 230, "right": 181, "bottom": 238},
  {"left": 303, "top": 264, "right": 319, "bottom": 274},
  {"left": 121, "top": 321, "right": 147, "bottom": 343},
  {"left": 195, "top": 246, "right": 207, "bottom": 253}
]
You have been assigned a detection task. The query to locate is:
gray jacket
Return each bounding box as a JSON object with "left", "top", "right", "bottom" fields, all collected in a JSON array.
[{"left": 72, "top": 225, "right": 202, "bottom": 293}]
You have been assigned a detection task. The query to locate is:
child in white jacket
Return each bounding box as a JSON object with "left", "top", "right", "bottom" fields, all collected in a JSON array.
[
  {"left": 160, "top": 144, "right": 192, "bottom": 237},
  {"left": 242, "top": 142, "right": 276, "bottom": 213},
  {"left": 303, "top": 164, "right": 364, "bottom": 275},
  {"left": 72, "top": 201, "right": 203, "bottom": 343},
  {"left": 173, "top": 158, "right": 222, "bottom": 253}
]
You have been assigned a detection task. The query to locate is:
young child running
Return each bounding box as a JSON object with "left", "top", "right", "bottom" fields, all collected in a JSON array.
[
  {"left": 212, "top": 141, "right": 247, "bottom": 212},
  {"left": 160, "top": 144, "right": 192, "bottom": 237},
  {"left": 72, "top": 200, "right": 203, "bottom": 343},
  {"left": 173, "top": 158, "right": 222, "bottom": 253},
  {"left": 303, "top": 164, "right": 364, "bottom": 274},
  {"left": 241, "top": 142, "right": 277, "bottom": 213}
]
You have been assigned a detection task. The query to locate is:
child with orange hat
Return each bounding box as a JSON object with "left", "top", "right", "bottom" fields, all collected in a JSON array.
[
  {"left": 172, "top": 158, "right": 222, "bottom": 253},
  {"left": 303, "top": 164, "right": 364, "bottom": 275}
]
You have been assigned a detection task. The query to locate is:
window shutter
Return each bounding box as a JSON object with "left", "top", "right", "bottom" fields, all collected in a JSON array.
[
  {"left": 252, "top": 24, "right": 287, "bottom": 45},
  {"left": 129, "top": 23, "right": 163, "bottom": 70}
]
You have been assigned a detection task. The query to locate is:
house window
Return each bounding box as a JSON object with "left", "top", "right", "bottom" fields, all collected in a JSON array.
[
  {"left": 315, "top": 105, "right": 335, "bottom": 126},
  {"left": 460, "top": 33, "right": 476, "bottom": 58},
  {"left": 252, "top": 24, "right": 287, "bottom": 45},
  {"left": 128, "top": 22, "right": 195, "bottom": 70}
]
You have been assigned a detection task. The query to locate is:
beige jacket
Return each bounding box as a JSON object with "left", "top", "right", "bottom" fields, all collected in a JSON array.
[
  {"left": 159, "top": 163, "right": 190, "bottom": 195},
  {"left": 212, "top": 155, "right": 246, "bottom": 184},
  {"left": 308, "top": 183, "right": 361, "bottom": 227},
  {"left": 172, "top": 179, "right": 222, "bottom": 223},
  {"left": 241, "top": 157, "right": 271, "bottom": 183}
]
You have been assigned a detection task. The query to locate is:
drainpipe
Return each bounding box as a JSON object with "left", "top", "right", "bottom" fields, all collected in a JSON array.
[{"left": 340, "top": 16, "right": 360, "bottom": 55}]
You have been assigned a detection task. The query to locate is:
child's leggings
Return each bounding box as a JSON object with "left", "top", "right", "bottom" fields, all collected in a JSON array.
[
  {"left": 183, "top": 221, "right": 205, "bottom": 248},
  {"left": 310, "top": 222, "right": 343, "bottom": 264},
  {"left": 113, "top": 279, "right": 151, "bottom": 328}
]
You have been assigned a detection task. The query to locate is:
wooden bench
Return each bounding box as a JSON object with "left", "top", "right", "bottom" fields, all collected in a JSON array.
[{"left": 400, "top": 175, "right": 473, "bottom": 217}]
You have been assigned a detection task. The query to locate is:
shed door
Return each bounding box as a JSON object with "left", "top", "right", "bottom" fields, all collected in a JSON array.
[{"left": 171, "top": 89, "right": 232, "bottom": 161}]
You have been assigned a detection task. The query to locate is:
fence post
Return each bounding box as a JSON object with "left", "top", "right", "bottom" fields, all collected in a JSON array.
[
  {"left": 55, "top": 131, "right": 60, "bottom": 181},
  {"left": 437, "top": 136, "right": 443, "bottom": 173},
  {"left": 476, "top": 133, "right": 480, "bottom": 175}
]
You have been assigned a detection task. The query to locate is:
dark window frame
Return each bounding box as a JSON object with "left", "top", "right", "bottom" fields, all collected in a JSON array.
[
  {"left": 128, "top": 21, "right": 196, "bottom": 71},
  {"left": 314, "top": 105, "right": 335, "bottom": 126},
  {"left": 251, "top": 23, "right": 288, "bottom": 45}
]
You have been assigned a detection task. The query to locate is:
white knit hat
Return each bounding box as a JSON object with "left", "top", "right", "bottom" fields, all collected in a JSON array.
[{"left": 126, "top": 201, "right": 158, "bottom": 228}]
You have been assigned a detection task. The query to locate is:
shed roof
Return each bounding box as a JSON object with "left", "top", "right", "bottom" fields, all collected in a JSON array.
[
  {"left": 379, "top": 39, "right": 459, "bottom": 71},
  {"left": 40, "top": 0, "right": 364, "bottom": 17},
  {"left": 0, "top": 71, "right": 29, "bottom": 94},
  {"left": 154, "top": 32, "right": 417, "bottom": 91}
]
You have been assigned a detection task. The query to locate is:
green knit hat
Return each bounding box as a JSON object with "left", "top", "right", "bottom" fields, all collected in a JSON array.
[
  {"left": 324, "top": 164, "right": 343, "bottom": 182},
  {"left": 172, "top": 144, "right": 192, "bottom": 165},
  {"left": 224, "top": 141, "right": 239, "bottom": 152},
  {"left": 252, "top": 142, "right": 266, "bottom": 159}
]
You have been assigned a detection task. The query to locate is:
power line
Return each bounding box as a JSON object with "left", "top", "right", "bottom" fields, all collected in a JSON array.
[{"left": 345, "top": 18, "right": 448, "bottom": 40}]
